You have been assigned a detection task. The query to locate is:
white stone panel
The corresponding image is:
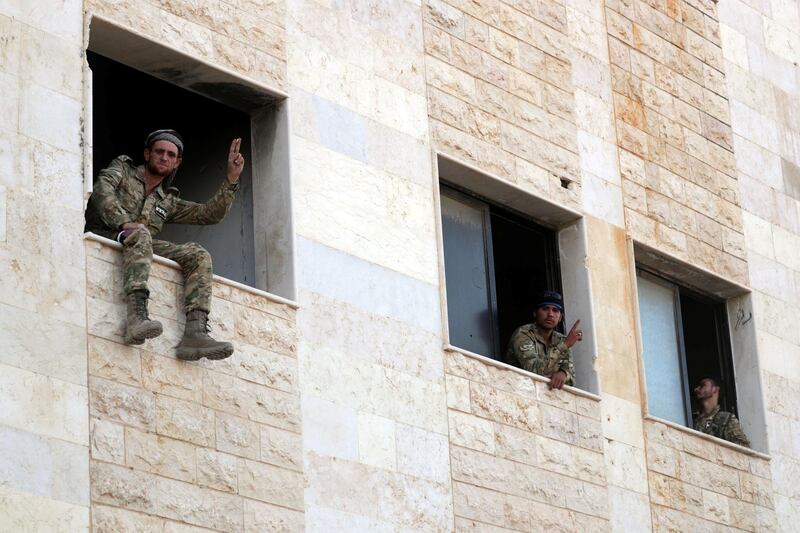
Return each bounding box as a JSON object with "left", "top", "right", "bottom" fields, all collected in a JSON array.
[
  {"left": 357, "top": 412, "right": 396, "bottom": 470},
  {"left": 605, "top": 440, "right": 647, "bottom": 493},
  {"left": 301, "top": 395, "right": 358, "bottom": 461},
  {"left": 293, "top": 138, "right": 438, "bottom": 286},
  {"left": 601, "top": 394, "right": 644, "bottom": 448},
  {"left": 396, "top": 424, "right": 450, "bottom": 483},
  {"left": 0, "top": 363, "right": 88, "bottom": 445},
  {"left": 608, "top": 486, "right": 652, "bottom": 533},
  {"left": 0, "top": 303, "right": 86, "bottom": 385},
  {"left": 720, "top": 23, "right": 750, "bottom": 70},
  {"left": 19, "top": 25, "right": 81, "bottom": 99},
  {"left": 581, "top": 172, "right": 625, "bottom": 227},
  {"left": 763, "top": 18, "right": 800, "bottom": 64},
  {"left": 0, "top": 486, "right": 89, "bottom": 533},
  {"left": 578, "top": 130, "right": 620, "bottom": 185},
  {"left": 18, "top": 82, "right": 81, "bottom": 153},
  {"left": 0, "top": 0, "right": 81, "bottom": 41}
]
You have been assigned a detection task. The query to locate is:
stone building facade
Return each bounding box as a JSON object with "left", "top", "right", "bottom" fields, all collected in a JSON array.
[{"left": 0, "top": 0, "right": 798, "bottom": 531}]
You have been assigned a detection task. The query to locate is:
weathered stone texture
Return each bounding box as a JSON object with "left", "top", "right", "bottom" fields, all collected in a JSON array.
[
  {"left": 87, "top": 241, "right": 302, "bottom": 532},
  {"left": 85, "top": 0, "right": 287, "bottom": 91},
  {"left": 644, "top": 419, "right": 776, "bottom": 531},
  {"left": 608, "top": 0, "right": 748, "bottom": 283},
  {"left": 445, "top": 350, "right": 608, "bottom": 531},
  {"left": 423, "top": 0, "right": 582, "bottom": 210}
]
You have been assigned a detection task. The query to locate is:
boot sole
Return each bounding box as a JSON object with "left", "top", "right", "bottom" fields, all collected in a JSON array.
[
  {"left": 176, "top": 345, "right": 234, "bottom": 361},
  {"left": 124, "top": 324, "right": 164, "bottom": 345}
]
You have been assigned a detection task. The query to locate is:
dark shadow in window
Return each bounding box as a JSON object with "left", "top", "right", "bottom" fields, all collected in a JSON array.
[{"left": 88, "top": 51, "right": 255, "bottom": 286}]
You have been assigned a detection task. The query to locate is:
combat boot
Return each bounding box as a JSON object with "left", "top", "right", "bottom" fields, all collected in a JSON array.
[
  {"left": 124, "top": 290, "right": 163, "bottom": 345},
  {"left": 176, "top": 310, "right": 234, "bottom": 361}
]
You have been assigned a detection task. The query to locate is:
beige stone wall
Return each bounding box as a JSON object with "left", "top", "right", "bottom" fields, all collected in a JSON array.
[
  {"left": 85, "top": 0, "right": 287, "bottom": 91},
  {"left": 645, "top": 419, "right": 775, "bottom": 531},
  {"left": 423, "top": 0, "right": 582, "bottom": 208},
  {"left": 85, "top": 239, "right": 302, "bottom": 532},
  {"left": 445, "top": 351, "right": 609, "bottom": 532},
  {"left": 609, "top": 0, "right": 747, "bottom": 283}
]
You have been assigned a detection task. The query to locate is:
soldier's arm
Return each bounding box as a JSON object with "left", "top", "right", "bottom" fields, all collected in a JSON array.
[
  {"left": 554, "top": 339, "right": 576, "bottom": 387},
  {"left": 92, "top": 158, "right": 133, "bottom": 230},
  {"left": 722, "top": 414, "right": 750, "bottom": 448},
  {"left": 167, "top": 180, "right": 239, "bottom": 225}
]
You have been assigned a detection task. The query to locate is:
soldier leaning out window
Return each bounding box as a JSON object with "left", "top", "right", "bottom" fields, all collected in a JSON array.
[
  {"left": 85, "top": 129, "right": 245, "bottom": 361},
  {"left": 505, "top": 290, "right": 583, "bottom": 390}
]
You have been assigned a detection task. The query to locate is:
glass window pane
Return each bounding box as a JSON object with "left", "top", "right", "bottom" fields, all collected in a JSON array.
[
  {"left": 637, "top": 274, "right": 687, "bottom": 425},
  {"left": 441, "top": 193, "right": 494, "bottom": 356}
]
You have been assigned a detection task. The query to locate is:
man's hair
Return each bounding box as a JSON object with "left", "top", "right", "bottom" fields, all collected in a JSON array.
[
  {"left": 534, "top": 290, "right": 564, "bottom": 311},
  {"left": 696, "top": 375, "right": 721, "bottom": 388},
  {"left": 144, "top": 129, "right": 184, "bottom": 156}
]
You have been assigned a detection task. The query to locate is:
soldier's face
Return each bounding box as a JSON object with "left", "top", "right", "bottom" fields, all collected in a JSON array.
[
  {"left": 694, "top": 379, "right": 718, "bottom": 400},
  {"left": 144, "top": 140, "right": 182, "bottom": 177},
  {"left": 534, "top": 305, "right": 562, "bottom": 330}
]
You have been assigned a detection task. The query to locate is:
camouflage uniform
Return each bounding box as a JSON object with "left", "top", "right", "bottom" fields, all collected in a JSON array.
[
  {"left": 693, "top": 406, "right": 750, "bottom": 447},
  {"left": 505, "top": 323, "right": 576, "bottom": 386},
  {"left": 85, "top": 155, "right": 238, "bottom": 313}
]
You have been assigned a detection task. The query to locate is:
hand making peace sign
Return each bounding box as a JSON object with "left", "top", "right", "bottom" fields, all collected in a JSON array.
[{"left": 227, "top": 138, "right": 245, "bottom": 183}]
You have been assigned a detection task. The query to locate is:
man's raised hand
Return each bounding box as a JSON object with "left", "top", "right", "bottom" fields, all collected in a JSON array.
[
  {"left": 227, "top": 138, "right": 245, "bottom": 183},
  {"left": 565, "top": 319, "right": 583, "bottom": 348}
]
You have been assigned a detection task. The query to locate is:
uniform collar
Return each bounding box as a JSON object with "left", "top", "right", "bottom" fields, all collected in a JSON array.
[
  {"left": 697, "top": 405, "right": 721, "bottom": 420},
  {"left": 524, "top": 323, "right": 564, "bottom": 344},
  {"left": 137, "top": 165, "right": 166, "bottom": 198}
]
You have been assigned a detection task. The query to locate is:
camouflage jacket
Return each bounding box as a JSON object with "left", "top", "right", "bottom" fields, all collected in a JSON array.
[
  {"left": 84, "top": 155, "right": 238, "bottom": 240},
  {"left": 505, "top": 323, "right": 576, "bottom": 386},
  {"left": 693, "top": 406, "right": 750, "bottom": 447}
]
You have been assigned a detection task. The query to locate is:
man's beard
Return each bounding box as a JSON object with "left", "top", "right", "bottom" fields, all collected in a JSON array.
[{"left": 147, "top": 160, "right": 172, "bottom": 178}]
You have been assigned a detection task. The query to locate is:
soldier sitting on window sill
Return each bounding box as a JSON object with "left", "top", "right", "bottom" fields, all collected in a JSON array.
[{"left": 84, "top": 129, "right": 245, "bottom": 361}]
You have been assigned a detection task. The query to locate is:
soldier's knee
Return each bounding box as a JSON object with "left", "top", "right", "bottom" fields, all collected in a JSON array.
[
  {"left": 124, "top": 227, "right": 152, "bottom": 247},
  {"left": 186, "top": 243, "right": 212, "bottom": 269}
]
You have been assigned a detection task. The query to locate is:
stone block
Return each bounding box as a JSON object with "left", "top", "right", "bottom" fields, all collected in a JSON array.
[
  {"left": 449, "top": 410, "right": 496, "bottom": 454},
  {"left": 90, "top": 377, "right": 155, "bottom": 431},
  {"left": 679, "top": 451, "right": 741, "bottom": 498},
  {"left": 452, "top": 481, "right": 532, "bottom": 531},
  {"left": 238, "top": 458, "right": 304, "bottom": 510},
  {"left": 740, "top": 471, "right": 774, "bottom": 508},
  {"left": 606, "top": 440, "right": 647, "bottom": 493},
  {"left": 564, "top": 480, "right": 609, "bottom": 518},
  {"left": 535, "top": 435, "right": 574, "bottom": 477},
  {"left": 243, "top": 498, "right": 305, "bottom": 533},
  {"left": 469, "top": 381, "right": 539, "bottom": 432},
  {"left": 539, "top": 403, "right": 579, "bottom": 444},
  {"left": 446, "top": 374, "right": 471, "bottom": 412},
  {"left": 88, "top": 336, "right": 142, "bottom": 387},
  {"left": 90, "top": 417, "right": 125, "bottom": 464},
  {"left": 196, "top": 448, "right": 238, "bottom": 493},
  {"left": 0, "top": 485, "right": 89, "bottom": 533},
  {"left": 577, "top": 415, "right": 604, "bottom": 452},
  {"left": 356, "top": 412, "right": 396, "bottom": 470},
  {"left": 426, "top": 56, "right": 477, "bottom": 102},
  {"left": 396, "top": 424, "right": 450, "bottom": 483},
  {"left": 154, "top": 475, "right": 244, "bottom": 532},
  {"left": 235, "top": 345, "right": 297, "bottom": 395},
  {"left": 125, "top": 427, "right": 197, "bottom": 483},
  {"left": 18, "top": 81, "right": 81, "bottom": 153},
  {"left": 702, "top": 488, "right": 732, "bottom": 525},
  {"left": 646, "top": 441, "right": 678, "bottom": 477},
  {"left": 608, "top": 486, "right": 652, "bottom": 533},
  {"left": 0, "top": 303, "right": 87, "bottom": 386},
  {"left": 216, "top": 411, "right": 260, "bottom": 460},
  {"left": 234, "top": 306, "right": 297, "bottom": 357},
  {"left": 141, "top": 352, "right": 204, "bottom": 402},
  {"left": 493, "top": 422, "right": 538, "bottom": 466},
  {"left": 91, "top": 460, "right": 156, "bottom": 513},
  {"left": 155, "top": 394, "right": 215, "bottom": 448},
  {"left": 203, "top": 369, "right": 300, "bottom": 432},
  {"left": 301, "top": 395, "right": 358, "bottom": 461},
  {"left": 261, "top": 425, "right": 303, "bottom": 472},
  {"left": 92, "top": 504, "right": 163, "bottom": 533}
]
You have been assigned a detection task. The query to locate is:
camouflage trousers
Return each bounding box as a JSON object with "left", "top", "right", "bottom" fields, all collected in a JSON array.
[{"left": 122, "top": 228, "right": 213, "bottom": 314}]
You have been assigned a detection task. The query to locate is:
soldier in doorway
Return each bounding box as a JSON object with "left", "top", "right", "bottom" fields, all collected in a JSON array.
[
  {"left": 85, "top": 129, "right": 245, "bottom": 360},
  {"left": 505, "top": 290, "right": 583, "bottom": 389},
  {"left": 693, "top": 376, "right": 750, "bottom": 447}
]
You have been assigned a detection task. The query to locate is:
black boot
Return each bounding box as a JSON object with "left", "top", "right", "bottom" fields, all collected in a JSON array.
[
  {"left": 124, "top": 290, "right": 163, "bottom": 345},
  {"left": 176, "top": 310, "right": 234, "bottom": 361}
]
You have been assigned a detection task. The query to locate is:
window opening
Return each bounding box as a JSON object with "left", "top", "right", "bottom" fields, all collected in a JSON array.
[
  {"left": 637, "top": 268, "right": 738, "bottom": 426},
  {"left": 88, "top": 51, "right": 255, "bottom": 286},
  {"left": 441, "top": 183, "right": 561, "bottom": 361}
]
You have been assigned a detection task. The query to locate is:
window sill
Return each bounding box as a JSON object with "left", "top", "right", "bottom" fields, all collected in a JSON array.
[
  {"left": 444, "top": 343, "right": 601, "bottom": 402},
  {"left": 644, "top": 414, "right": 770, "bottom": 460},
  {"left": 84, "top": 232, "right": 299, "bottom": 309}
]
